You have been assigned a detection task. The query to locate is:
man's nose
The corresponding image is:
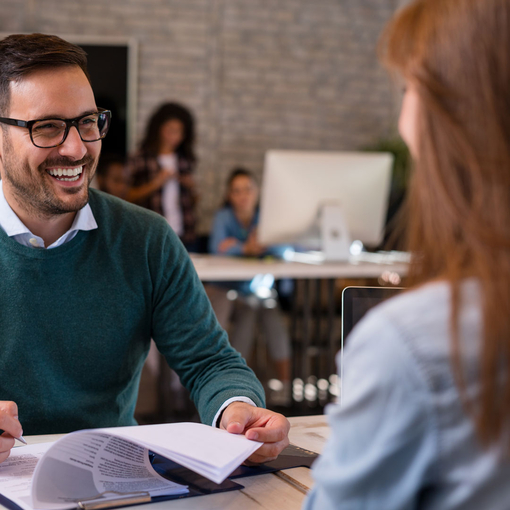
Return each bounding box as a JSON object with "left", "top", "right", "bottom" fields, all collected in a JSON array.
[{"left": 57, "top": 126, "right": 87, "bottom": 160}]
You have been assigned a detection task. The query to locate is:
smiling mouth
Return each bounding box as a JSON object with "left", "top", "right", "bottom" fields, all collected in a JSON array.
[{"left": 46, "top": 166, "right": 83, "bottom": 182}]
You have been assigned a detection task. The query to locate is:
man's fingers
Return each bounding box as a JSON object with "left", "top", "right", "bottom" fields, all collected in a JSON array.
[
  {"left": 0, "top": 435, "right": 15, "bottom": 453},
  {"left": 0, "top": 401, "right": 18, "bottom": 418},
  {"left": 244, "top": 415, "right": 290, "bottom": 443},
  {"left": 0, "top": 402, "right": 22, "bottom": 440},
  {"left": 0, "top": 449, "right": 11, "bottom": 464},
  {"left": 226, "top": 421, "right": 244, "bottom": 435},
  {"left": 246, "top": 437, "right": 290, "bottom": 464},
  {"left": 220, "top": 403, "right": 252, "bottom": 432}
]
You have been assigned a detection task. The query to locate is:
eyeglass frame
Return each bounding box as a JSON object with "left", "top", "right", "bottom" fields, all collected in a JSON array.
[{"left": 0, "top": 108, "right": 112, "bottom": 148}]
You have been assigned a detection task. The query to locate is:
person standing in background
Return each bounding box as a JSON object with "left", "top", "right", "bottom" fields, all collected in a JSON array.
[{"left": 127, "top": 102, "right": 197, "bottom": 251}]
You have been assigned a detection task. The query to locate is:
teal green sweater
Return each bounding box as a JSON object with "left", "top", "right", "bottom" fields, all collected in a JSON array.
[{"left": 0, "top": 190, "right": 264, "bottom": 434}]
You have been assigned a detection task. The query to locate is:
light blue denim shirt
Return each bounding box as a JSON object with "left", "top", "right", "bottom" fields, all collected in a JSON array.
[
  {"left": 304, "top": 280, "right": 510, "bottom": 510},
  {"left": 208, "top": 206, "right": 289, "bottom": 258}
]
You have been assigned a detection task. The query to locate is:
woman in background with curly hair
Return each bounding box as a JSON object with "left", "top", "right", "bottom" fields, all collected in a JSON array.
[{"left": 128, "top": 102, "right": 197, "bottom": 250}]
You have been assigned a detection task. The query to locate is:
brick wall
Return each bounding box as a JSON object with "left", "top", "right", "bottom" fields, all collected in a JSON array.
[{"left": 0, "top": 0, "right": 400, "bottom": 233}]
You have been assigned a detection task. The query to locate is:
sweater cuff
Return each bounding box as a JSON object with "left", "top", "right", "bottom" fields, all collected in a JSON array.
[{"left": 212, "top": 396, "right": 257, "bottom": 427}]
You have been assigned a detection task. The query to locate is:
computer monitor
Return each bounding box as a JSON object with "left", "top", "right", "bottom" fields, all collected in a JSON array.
[{"left": 258, "top": 150, "right": 394, "bottom": 260}]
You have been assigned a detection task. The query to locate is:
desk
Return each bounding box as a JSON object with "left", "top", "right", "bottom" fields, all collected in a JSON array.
[
  {"left": 17, "top": 415, "right": 328, "bottom": 510},
  {"left": 190, "top": 253, "right": 408, "bottom": 281},
  {"left": 191, "top": 254, "right": 407, "bottom": 397}
]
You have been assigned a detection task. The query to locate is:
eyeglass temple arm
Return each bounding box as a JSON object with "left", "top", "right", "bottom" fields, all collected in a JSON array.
[{"left": 0, "top": 117, "right": 28, "bottom": 128}]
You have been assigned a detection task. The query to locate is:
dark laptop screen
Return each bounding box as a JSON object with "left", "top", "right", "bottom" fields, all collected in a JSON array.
[{"left": 342, "top": 287, "right": 403, "bottom": 343}]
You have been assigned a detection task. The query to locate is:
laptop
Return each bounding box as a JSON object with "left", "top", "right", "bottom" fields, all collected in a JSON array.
[{"left": 339, "top": 286, "right": 404, "bottom": 402}]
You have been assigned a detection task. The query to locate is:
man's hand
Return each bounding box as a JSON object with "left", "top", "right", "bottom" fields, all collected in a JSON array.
[
  {"left": 220, "top": 402, "right": 290, "bottom": 463},
  {"left": 0, "top": 401, "right": 22, "bottom": 463}
]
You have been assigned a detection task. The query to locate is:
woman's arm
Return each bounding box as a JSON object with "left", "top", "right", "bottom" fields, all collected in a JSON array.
[
  {"left": 126, "top": 169, "right": 175, "bottom": 204},
  {"left": 208, "top": 210, "right": 244, "bottom": 255},
  {"left": 125, "top": 155, "right": 176, "bottom": 204}
]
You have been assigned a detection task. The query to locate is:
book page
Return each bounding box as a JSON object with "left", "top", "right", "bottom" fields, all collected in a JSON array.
[
  {"left": 95, "top": 422, "right": 263, "bottom": 484},
  {"left": 0, "top": 443, "right": 53, "bottom": 510},
  {"left": 31, "top": 433, "right": 187, "bottom": 509}
]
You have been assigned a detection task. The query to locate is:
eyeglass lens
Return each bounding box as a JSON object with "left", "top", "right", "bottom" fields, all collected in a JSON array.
[{"left": 31, "top": 112, "right": 109, "bottom": 148}]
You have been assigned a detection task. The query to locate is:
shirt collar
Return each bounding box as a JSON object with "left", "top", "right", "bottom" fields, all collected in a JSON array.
[{"left": 0, "top": 179, "right": 98, "bottom": 248}]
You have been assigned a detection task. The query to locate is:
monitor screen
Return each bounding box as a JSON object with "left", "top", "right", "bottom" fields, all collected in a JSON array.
[{"left": 258, "top": 150, "right": 394, "bottom": 251}]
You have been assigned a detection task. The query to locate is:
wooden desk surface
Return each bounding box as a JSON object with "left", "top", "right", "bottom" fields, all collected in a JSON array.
[
  {"left": 17, "top": 415, "right": 328, "bottom": 510},
  {"left": 190, "top": 253, "right": 408, "bottom": 281}
]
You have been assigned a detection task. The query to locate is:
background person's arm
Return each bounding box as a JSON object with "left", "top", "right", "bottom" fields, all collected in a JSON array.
[
  {"left": 127, "top": 168, "right": 175, "bottom": 204},
  {"left": 208, "top": 210, "right": 244, "bottom": 255}
]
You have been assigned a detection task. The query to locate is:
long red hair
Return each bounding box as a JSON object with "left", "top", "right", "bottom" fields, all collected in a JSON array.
[{"left": 381, "top": 0, "right": 510, "bottom": 446}]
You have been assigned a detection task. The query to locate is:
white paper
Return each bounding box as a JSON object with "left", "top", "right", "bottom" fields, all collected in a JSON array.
[
  {"left": 0, "top": 443, "right": 52, "bottom": 510},
  {"left": 0, "top": 422, "right": 262, "bottom": 510},
  {"left": 93, "top": 422, "right": 263, "bottom": 484},
  {"left": 31, "top": 433, "right": 187, "bottom": 509}
]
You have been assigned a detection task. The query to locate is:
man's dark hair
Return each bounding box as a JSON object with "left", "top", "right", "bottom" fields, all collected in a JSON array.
[{"left": 0, "top": 33, "right": 90, "bottom": 115}]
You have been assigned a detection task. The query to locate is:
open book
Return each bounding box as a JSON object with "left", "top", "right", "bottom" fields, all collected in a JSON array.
[{"left": 0, "top": 422, "right": 262, "bottom": 510}]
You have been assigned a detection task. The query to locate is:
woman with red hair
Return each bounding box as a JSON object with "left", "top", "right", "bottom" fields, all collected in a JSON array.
[{"left": 304, "top": 1, "right": 510, "bottom": 508}]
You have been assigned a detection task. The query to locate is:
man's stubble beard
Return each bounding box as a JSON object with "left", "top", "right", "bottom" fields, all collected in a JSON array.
[{"left": 1, "top": 132, "right": 98, "bottom": 219}]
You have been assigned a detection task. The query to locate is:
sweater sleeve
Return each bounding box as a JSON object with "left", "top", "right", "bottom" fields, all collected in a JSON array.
[
  {"left": 303, "top": 309, "right": 437, "bottom": 510},
  {"left": 150, "top": 226, "right": 265, "bottom": 424}
]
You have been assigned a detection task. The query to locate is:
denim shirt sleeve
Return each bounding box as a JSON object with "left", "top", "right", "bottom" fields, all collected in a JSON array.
[
  {"left": 303, "top": 309, "right": 438, "bottom": 510},
  {"left": 208, "top": 208, "right": 244, "bottom": 255}
]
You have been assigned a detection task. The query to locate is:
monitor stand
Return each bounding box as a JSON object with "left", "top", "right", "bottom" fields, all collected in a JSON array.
[{"left": 320, "top": 204, "right": 352, "bottom": 261}]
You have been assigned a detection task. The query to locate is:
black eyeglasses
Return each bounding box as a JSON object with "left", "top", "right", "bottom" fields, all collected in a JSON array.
[{"left": 0, "top": 108, "right": 111, "bottom": 148}]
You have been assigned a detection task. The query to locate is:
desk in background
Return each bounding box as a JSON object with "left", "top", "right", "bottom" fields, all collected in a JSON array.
[
  {"left": 17, "top": 415, "right": 329, "bottom": 510},
  {"left": 191, "top": 254, "right": 407, "bottom": 408},
  {"left": 190, "top": 253, "right": 408, "bottom": 281}
]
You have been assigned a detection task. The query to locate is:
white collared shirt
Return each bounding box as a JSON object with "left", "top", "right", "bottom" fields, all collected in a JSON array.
[{"left": 0, "top": 179, "right": 97, "bottom": 248}]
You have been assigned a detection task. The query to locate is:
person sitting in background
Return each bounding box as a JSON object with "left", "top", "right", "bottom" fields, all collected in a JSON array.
[
  {"left": 304, "top": 0, "right": 510, "bottom": 508},
  {"left": 95, "top": 154, "right": 128, "bottom": 199},
  {"left": 127, "top": 102, "right": 197, "bottom": 251},
  {"left": 208, "top": 168, "right": 292, "bottom": 404}
]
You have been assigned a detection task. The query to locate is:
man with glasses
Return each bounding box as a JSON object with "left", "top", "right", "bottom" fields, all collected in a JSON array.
[{"left": 0, "top": 33, "right": 289, "bottom": 464}]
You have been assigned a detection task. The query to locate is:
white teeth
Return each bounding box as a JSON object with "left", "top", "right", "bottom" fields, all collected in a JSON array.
[
  {"left": 47, "top": 166, "right": 83, "bottom": 182},
  {"left": 47, "top": 166, "right": 83, "bottom": 178}
]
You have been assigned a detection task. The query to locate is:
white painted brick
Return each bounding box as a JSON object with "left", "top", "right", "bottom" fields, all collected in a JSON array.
[{"left": 0, "top": 0, "right": 400, "bottom": 233}]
